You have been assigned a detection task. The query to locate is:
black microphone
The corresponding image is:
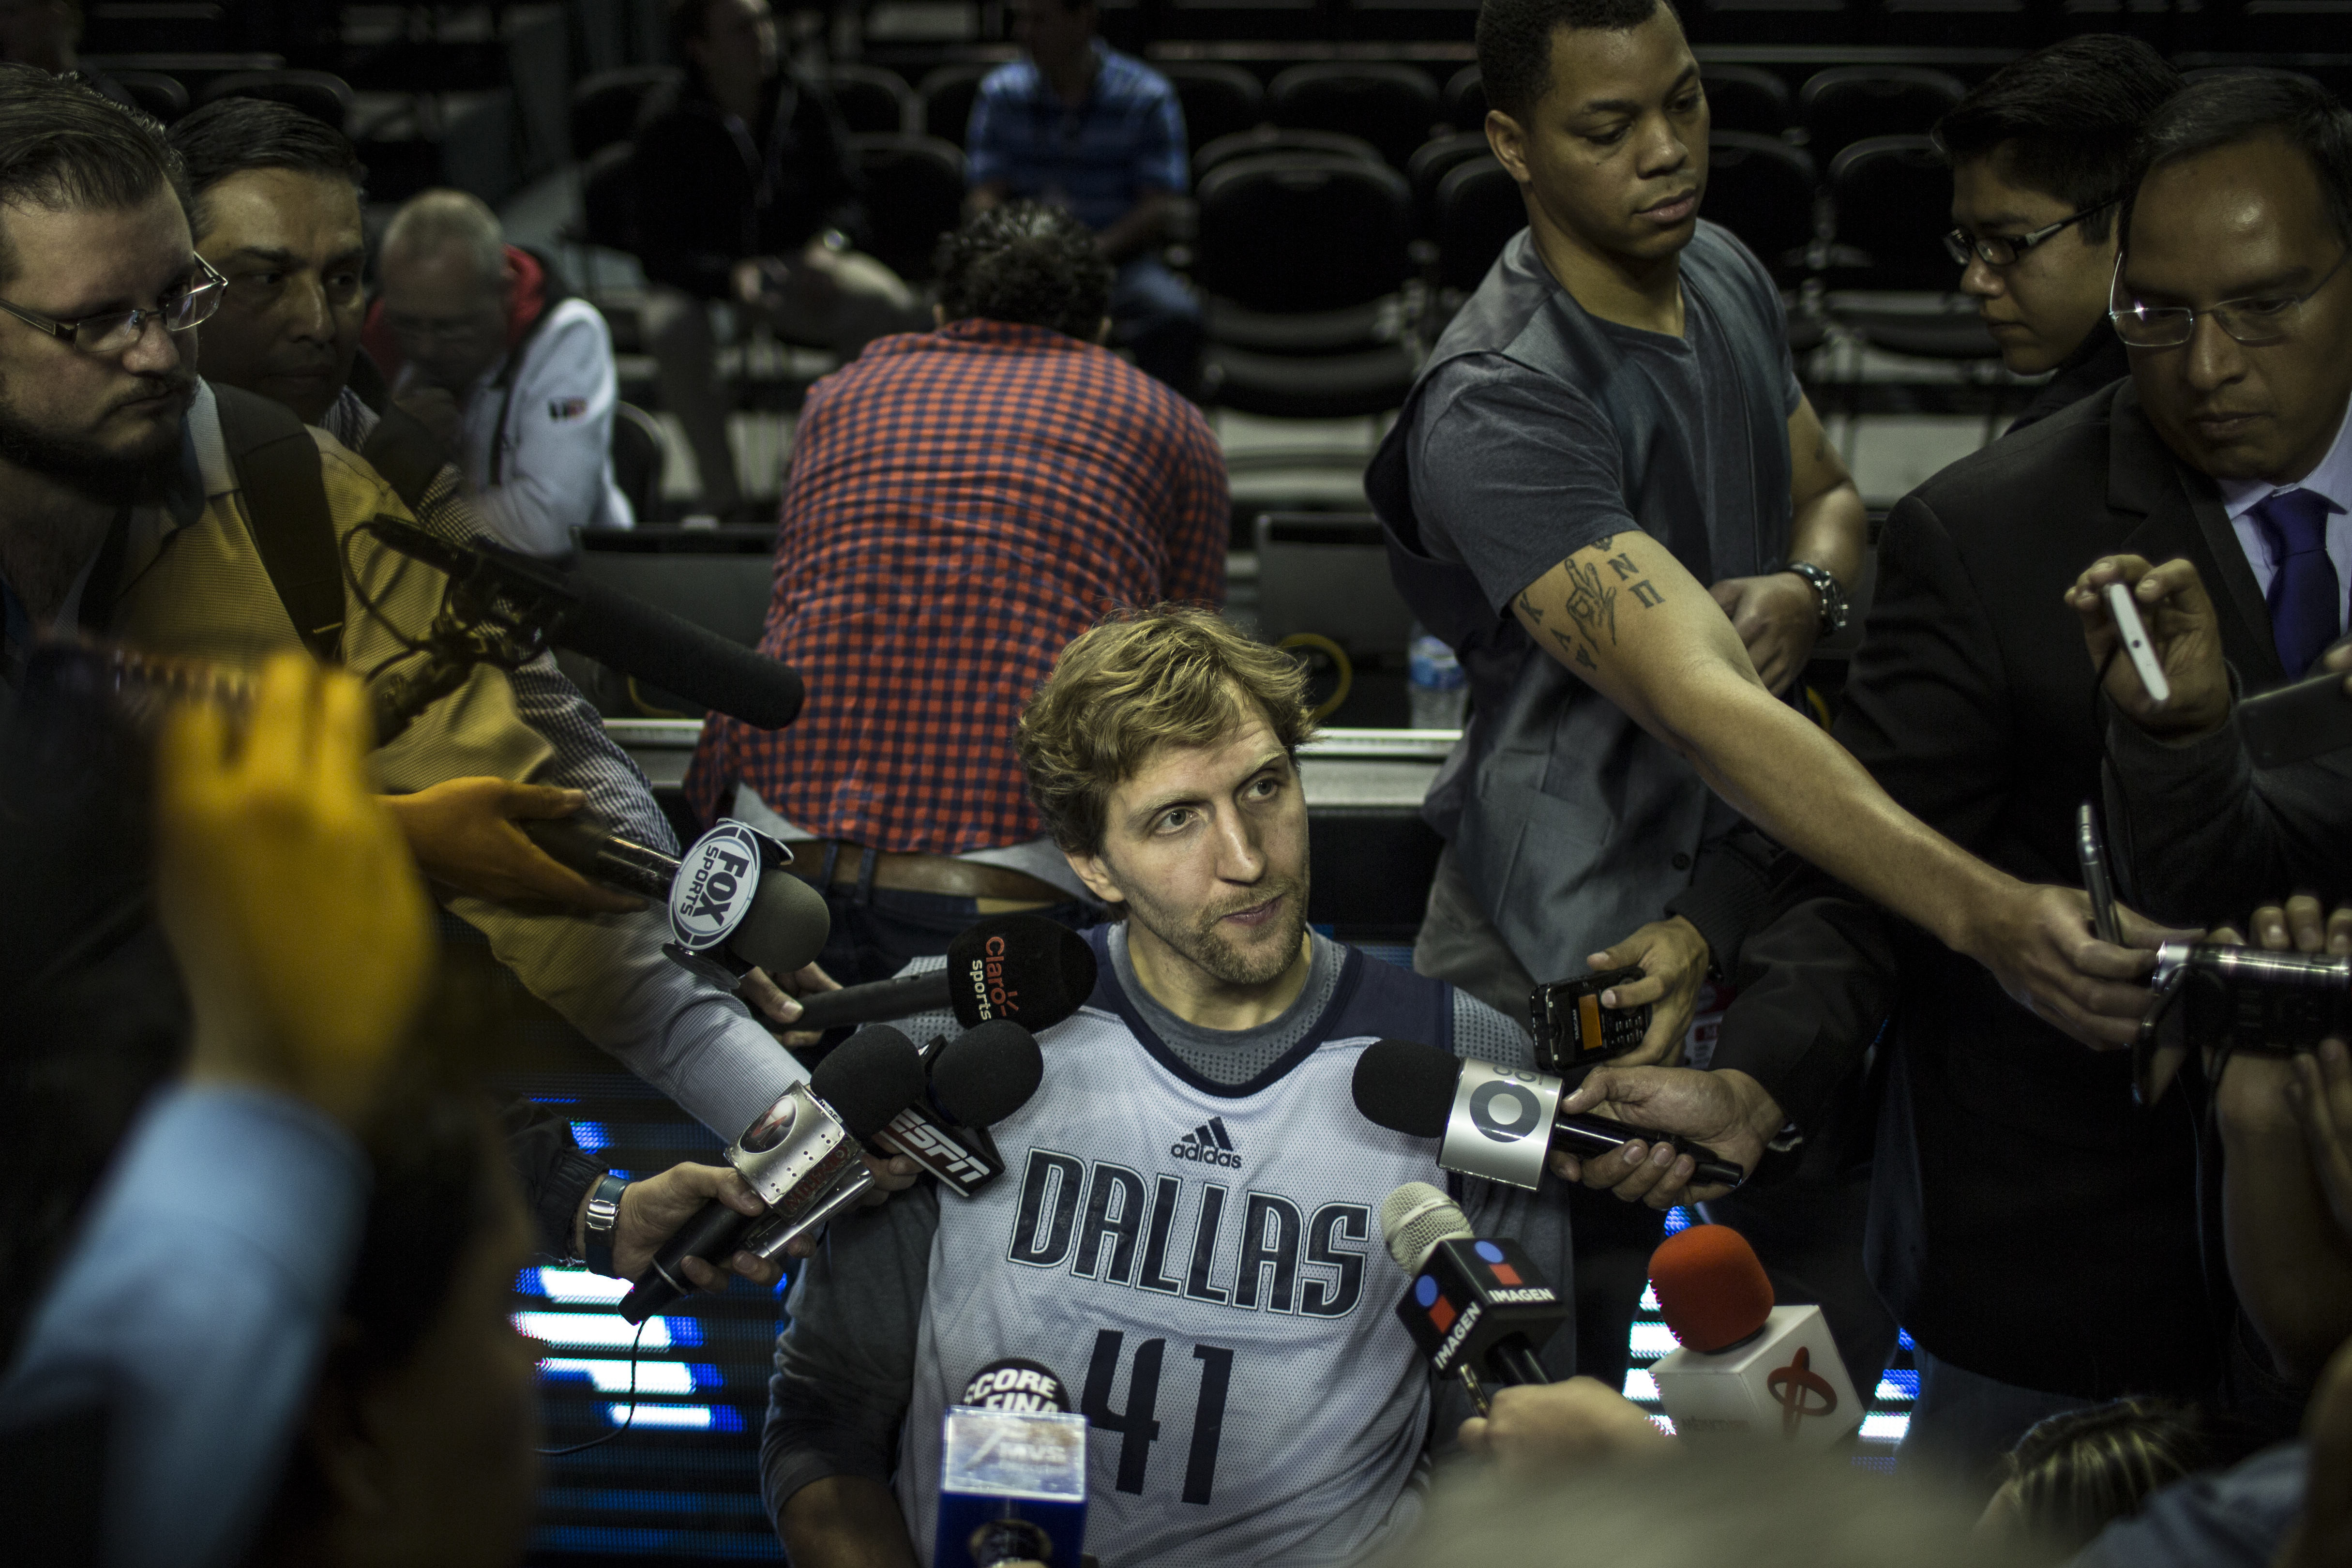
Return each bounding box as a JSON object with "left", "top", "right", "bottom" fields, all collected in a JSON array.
[
  {"left": 618, "top": 1025, "right": 925, "bottom": 1323},
  {"left": 1350, "top": 1038, "right": 1745, "bottom": 1191},
  {"left": 1381, "top": 1181, "right": 1565, "bottom": 1402},
  {"left": 792, "top": 914, "right": 1098, "bottom": 1035},
  {"left": 368, "top": 515, "right": 804, "bottom": 729}
]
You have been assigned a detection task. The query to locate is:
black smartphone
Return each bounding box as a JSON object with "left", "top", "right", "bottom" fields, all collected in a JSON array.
[
  {"left": 2238, "top": 665, "right": 2352, "bottom": 769},
  {"left": 1530, "top": 966, "right": 1650, "bottom": 1074}
]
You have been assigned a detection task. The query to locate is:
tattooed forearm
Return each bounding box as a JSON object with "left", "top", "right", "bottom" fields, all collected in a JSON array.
[
  {"left": 1562, "top": 556, "right": 1618, "bottom": 646},
  {"left": 1600, "top": 544, "right": 1664, "bottom": 613}
]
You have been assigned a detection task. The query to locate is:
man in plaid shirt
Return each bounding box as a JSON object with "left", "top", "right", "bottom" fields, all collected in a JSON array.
[{"left": 685, "top": 203, "right": 1227, "bottom": 989}]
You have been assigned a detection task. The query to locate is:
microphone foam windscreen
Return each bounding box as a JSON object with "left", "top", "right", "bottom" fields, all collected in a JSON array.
[
  {"left": 809, "top": 1025, "right": 926, "bottom": 1139},
  {"left": 1380, "top": 1181, "right": 1473, "bottom": 1273},
  {"left": 1649, "top": 1223, "right": 1776, "bottom": 1352},
  {"left": 728, "top": 869, "right": 832, "bottom": 977},
  {"left": 1350, "top": 1038, "right": 1462, "bottom": 1139},
  {"left": 944, "top": 915, "right": 1099, "bottom": 1031},
  {"left": 930, "top": 1019, "right": 1044, "bottom": 1128}
]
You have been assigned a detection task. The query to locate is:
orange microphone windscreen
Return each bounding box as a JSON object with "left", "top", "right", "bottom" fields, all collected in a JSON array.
[{"left": 1648, "top": 1224, "right": 1775, "bottom": 1352}]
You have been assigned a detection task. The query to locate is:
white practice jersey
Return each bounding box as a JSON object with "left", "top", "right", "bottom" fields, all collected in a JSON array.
[{"left": 895, "top": 927, "right": 1461, "bottom": 1567}]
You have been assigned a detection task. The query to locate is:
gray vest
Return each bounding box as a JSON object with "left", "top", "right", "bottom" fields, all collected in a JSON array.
[{"left": 1365, "top": 223, "right": 1792, "bottom": 981}]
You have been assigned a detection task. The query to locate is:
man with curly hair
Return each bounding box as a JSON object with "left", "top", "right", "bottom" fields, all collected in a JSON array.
[{"left": 684, "top": 203, "right": 1228, "bottom": 997}]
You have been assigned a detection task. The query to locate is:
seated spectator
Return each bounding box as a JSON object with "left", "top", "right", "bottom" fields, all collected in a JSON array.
[
  {"left": 967, "top": 0, "right": 1202, "bottom": 395},
  {"left": 1935, "top": 36, "right": 2183, "bottom": 429},
  {"left": 634, "top": 0, "right": 921, "bottom": 518},
  {"left": 683, "top": 203, "right": 1226, "bottom": 991},
  {"left": 364, "top": 189, "right": 633, "bottom": 555}
]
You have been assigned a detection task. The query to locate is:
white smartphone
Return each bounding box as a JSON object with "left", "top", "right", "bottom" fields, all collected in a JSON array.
[{"left": 2105, "top": 581, "right": 2172, "bottom": 707}]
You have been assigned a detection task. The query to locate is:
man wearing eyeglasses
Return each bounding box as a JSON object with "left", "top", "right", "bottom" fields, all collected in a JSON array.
[
  {"left": 1933, "top": 36, "right": 2184, "bottom": 432},
  {"left": 1555, "top": 70, "right": 2352, "bottom": 1481}
]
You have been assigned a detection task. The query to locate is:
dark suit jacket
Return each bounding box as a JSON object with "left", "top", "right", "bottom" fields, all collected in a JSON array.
[{"left": 1714, "top": 379, "right": 2274, "bottom": 1399}]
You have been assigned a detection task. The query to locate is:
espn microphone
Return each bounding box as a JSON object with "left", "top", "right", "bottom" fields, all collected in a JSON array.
[
  {"left": 618, "top": 1025, "right": 925, "bottom": 1323},
  {"left": 934, "top": 1357, "right": 1088, "bottom": 1568},
  {"left": 1381, "top": 1182, "right": 1565, "bottom": 1409},
  {"left": 1350, "top": 1038, "right": 1744, "bottom": 1192},
  {"left": 524, "top": 814, "right": 830, "bottom": 984},
  {"left": 1645, "top": 1224, "right": 1861, "bottom": 1446},
  {"left": 739, "top": 1018, "right": 1046, "bottom": 1259},
  {"left": 368, "top": 515, "right": 804, "bottom": 729},
  {"left": 791, "top": 914, "right": 1098, "bottom": 1034}
]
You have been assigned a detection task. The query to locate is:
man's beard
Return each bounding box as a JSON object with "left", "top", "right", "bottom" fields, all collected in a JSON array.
[
  {"left": 0, "top": 375, "right": 189, "bottom": 508},
  {"left": 1126, "top": 873, "right": 1312, "bottom": 989}
]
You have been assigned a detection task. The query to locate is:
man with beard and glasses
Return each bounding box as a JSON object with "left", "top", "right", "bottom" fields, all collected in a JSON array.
[
  {"left": 762, "top": 608, "right": 1573, "bottom": 1568},
  {"left": 0, "top": 66, "right": 838, "bottom": 1153}
]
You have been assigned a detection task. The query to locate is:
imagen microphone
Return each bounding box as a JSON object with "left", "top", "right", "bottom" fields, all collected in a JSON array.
[
  {"left": 934, "top": 1357, "right": 1088, "bottom": 1568},
  {"left": 618, "top": 1025, "right": 925, "bottom": 1323},
  {"left": 1381, "top": 1182, "right": 1565, "bottom": 1409},
  {"left": 739, "top": 1018, "right": 1047, "bottom": 1258},
  {"left": 1351, "top": 1038, "right": 1745, "bottom": 1192},
  {"left": 791, "top": 914, "right": 1098, "bottom": 1035},
  {"left": 368, "top": 515, "right": 805, "bottom": 729},
  {"left": 1645, "top": 1224, "right": 1861, "bottom": 1446},
  {"left": 524, "top": 815, "right": 831, "bottom": 984}
]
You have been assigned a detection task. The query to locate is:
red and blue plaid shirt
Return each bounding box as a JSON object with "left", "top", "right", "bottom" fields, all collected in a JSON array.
[{"left": 684, "top": 318, "right": 1227, "bottom": 851}]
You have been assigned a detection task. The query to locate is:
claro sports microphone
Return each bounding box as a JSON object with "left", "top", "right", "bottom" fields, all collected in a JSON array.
[
  {"left": 791, "top": 914, "right": 1098, "bottom": 1034},
  {"left": 1382, "top": 1182, "right": 1566, "bottom": 1411},
  {"left": 737, "top": 1018, "right": 1047, "bottom": 1259},
  {"left": 618, "top": 1025, "right": 925, "bottom": 1323},
  {"left": 522, "top": 815, "right": 830, "bottom": 982},
  {"left": 368, "top": 515, "right": 804, "bottom": 729},
  {"left": 1646, "top": 1224, "right": 1862, "bottom": 1447},
  {"left": 934, "top": 1357, "right": 1088, "bottom": 1568},
  {"left": 1350, "top": 1038, "right": 1745, "bottom": 1192}
]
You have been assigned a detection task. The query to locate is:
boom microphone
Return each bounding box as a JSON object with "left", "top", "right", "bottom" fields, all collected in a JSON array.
[
  {"left": 791, "top": 914, "right": 1098, "bottom": 1034},
  {"left": 1350, "top": 1038, "right": 1744, "bottom": 1191},
  {"left": 1645, "top": 1225, "right": 1861, "bottom": 1446},
  {"left": 1381, "top": 1182, "right": 1565, "bottom": 1406},
  {"left": 618, "top": 1025, "right": 925, "bottom": 1323},
  {"left": 369, "top": 514, "right": 804, "bottom": 728}
]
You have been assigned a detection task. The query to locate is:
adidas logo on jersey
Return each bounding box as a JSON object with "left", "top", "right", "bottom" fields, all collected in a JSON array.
[{"left": 1171, "top": 1117, "right": 1242, "bottom": 1168}]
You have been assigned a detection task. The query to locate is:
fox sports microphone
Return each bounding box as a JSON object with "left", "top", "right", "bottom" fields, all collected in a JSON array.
[
  {"left": 1382, "top": 1182, "right": 1565, "bottom": 1405},
  {"left": 1350, "top": 1038, "right": 1744, "bottom": 1191},
  {"left": 523, "top": 815, "right": 831, "bottom": 984},
  {"left": 618, "top": 1026, "right": 926, "bottom": 1323},
  {"left": 1646, "top": 1224, "right": 1861, "bottom": 1446},
  {"left": 934, "top": 1357, "right": 1088, "bottom": 1568},
  {"left": 791, "top": 914, "right": 1098, "bottom": 1034},
  {"left": 739, "top": 1018, "right": 1047, "bottom": 1259}
]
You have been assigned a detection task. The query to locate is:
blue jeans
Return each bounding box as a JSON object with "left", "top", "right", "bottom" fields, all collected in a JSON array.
[
  {"left": 1109, "top": 255, "right": 1204, "bottom": 397},
  {"left": 1903, "top": 1347, "right": 2091, "bottom": 1494}
]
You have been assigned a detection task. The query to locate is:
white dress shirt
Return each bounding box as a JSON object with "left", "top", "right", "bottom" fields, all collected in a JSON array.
[{"left": 2217, "top": 393, "right": 2352, "bottom": 636}]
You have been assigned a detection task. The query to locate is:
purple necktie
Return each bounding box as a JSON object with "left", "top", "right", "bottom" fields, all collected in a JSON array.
[{"left": 2250, "top": 487, "right": 2346, "bottom": 679}]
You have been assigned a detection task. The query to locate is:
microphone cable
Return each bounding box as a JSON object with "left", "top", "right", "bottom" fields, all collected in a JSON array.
[{"left": 536, "top": 1313, "right": 649, "bottom": 1458}]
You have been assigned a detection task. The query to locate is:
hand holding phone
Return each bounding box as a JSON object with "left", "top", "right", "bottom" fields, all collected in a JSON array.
[
  {"left": 2105, "top": 581, "right": 2173, "bottom": 708},
  {"left": 2077, "top": 801, "right": 2124, "bottom": 948}
]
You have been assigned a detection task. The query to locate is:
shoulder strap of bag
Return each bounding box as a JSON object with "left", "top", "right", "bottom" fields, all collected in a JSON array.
[{"left": 210, "top": 383, "right": 345, "bottom": 663}]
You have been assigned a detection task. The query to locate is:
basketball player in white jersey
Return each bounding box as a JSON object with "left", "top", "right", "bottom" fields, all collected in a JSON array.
[{"left": 762, "top": 608, "right": 1576, "bottom": 1566}]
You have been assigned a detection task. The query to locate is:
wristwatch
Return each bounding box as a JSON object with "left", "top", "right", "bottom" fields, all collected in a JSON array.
[
  {"left": 1783, "top": 560, "right": 1850, "bottom": 638},
  {"left": 582, "top": 1173, "right": 630, "bottom": 1278}
]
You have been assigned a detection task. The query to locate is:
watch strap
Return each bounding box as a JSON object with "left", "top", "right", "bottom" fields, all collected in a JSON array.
[
  {"left": 1784, "top": 559, "right": 1849, "bottom": 636},
  {"left": 582, "top": 1173, "right": 630, "bottom": 1277}
]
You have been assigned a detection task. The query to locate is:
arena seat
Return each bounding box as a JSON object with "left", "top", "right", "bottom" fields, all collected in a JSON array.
[
  {"left": 196, "top": 68, "right": 355, "bottom": 132},
  {"left": 1443, "top": 65, "right": 1484, "bottom": 132},
  {"left": 1702, "top": 131, "right": 1817, "bottom": 281},
  {"left": 823, "top": 64, "right": 917, "bottom": 135},
  {"left": 610, "top": 403, "right": 669, "bottom": 525},
  {"left": 577, "top": 141, "right": 640, "bottom": 257},
  {"left": 1797, "top": 66, "right": 1965, "bottom": 163},
  {"left": 1162, "top": 61, "right": 1266, "bottom": 157},
  {"left": 1701, "top": 65, "right": 1791, "bottom": 136},
  {"left": 1195, "top": 125, "right": 1384, "bottom": 178},
  {"left": 1824, "top": 134, "right": 1960, "bottom": 294},
  {"left": 569, "top": 65, "right": 678, "bottom": 160},
  {"left": 1194, "top": 152, "right": 1417, "bottom": 417},
  {"left": 1267, "top": 63, "right": 1442, "bottom": 168},
  {"left": 105, "top": 69, "right": 189, "bottom": 123},
  {"left": 1408, "top": 131, "right": 1494, "bottom": 237},
  {"left": 845, "top": 133, "right": 967, "bottom": 282},
  {"left": 919, "top": 62, "right": 995, "bottom": 146},
  {"left": 1433, "top": 155, "right": 1523, "bottom": 294}
]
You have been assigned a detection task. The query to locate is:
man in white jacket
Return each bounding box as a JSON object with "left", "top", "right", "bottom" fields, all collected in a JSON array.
[{"left": 368, "top": 187, "right": 633, "bottom": 555}]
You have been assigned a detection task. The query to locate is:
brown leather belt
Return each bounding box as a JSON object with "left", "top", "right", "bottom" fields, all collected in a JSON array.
[{"left": 777, "top": 840, "right": 1070, "bottom": 906}]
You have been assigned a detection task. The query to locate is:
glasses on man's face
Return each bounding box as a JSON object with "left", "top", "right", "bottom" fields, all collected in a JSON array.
[
  {"left": 2109, "top": 246, "right": 2352, "bottom": 349},
  {"left": 1943, "top": 200, "right": 2117, "bottom": 269},
  {"left": 0, "top": 255, "right": 226, "bottom": 353}
]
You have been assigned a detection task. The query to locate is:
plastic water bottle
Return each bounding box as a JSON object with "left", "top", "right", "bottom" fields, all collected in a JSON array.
[{"left": 1408, "top": 627, "right": 1467, "bottom": 729}]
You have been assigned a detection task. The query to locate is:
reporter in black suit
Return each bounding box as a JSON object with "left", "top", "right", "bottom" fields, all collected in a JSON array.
[{"left": 1547, "top": 73, "right": 2352, "bottom": 1485}]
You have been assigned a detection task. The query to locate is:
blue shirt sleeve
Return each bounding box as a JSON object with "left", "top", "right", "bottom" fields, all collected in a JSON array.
[
  {"left": 965, "top": 73, "right": 1013, "bottom": 189},
  {"left": 1140, "top": 81, "right": 1187, "bottom": 196},
  {"left": 0, "top": 1084, "right": 369, "bottom": 1568}
]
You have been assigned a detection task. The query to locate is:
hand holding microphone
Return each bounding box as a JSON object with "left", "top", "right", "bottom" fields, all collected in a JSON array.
[
  {"left": 1550, "top": 1063, "right": 1782, "bottom": 1207},
  {"left": 781, "top": 913, "right": 1098, "bottom": 1035}
]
